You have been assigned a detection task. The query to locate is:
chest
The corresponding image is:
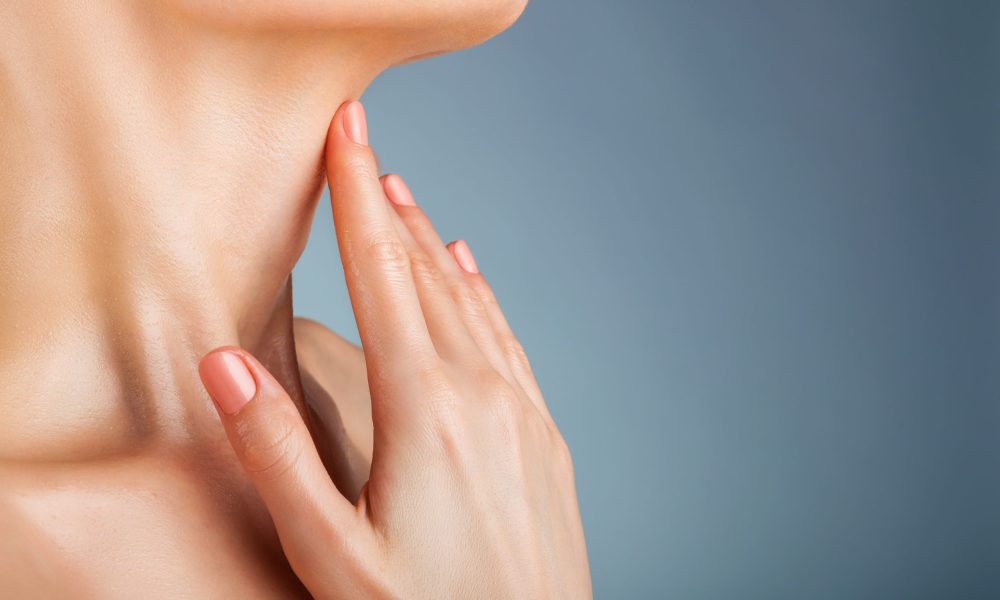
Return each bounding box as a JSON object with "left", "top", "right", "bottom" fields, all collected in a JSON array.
[{"left": 2, "top": 457, "right": 308, "bottom": 598}]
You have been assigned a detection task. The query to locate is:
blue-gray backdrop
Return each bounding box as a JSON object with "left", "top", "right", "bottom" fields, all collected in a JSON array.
[{"left": 294, "top": 1, "right": 1000, "bottom": 597}]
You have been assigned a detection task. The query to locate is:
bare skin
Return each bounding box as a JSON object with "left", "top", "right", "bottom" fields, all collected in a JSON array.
[
  {"left": 198, "top": 103, "right": 591, "bottom": 598},
  {"left": 0, "top": 1, "right": 589, "bottom": 597},
  {"left": 0, "top": 317, "right": 371, "bottom": 597}
]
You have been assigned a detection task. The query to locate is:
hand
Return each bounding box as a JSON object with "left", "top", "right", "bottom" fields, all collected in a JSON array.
[{"left": 198, "top": 101, "right": 591, "bottom": 599}]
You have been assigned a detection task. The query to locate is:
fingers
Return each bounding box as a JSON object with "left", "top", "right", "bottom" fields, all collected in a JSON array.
[
  {"left": 376, "top": 170, "right": 549, "bottom": 419},
  {"left": 381, "top": 174, "right": 508, "bottom": 374},
  {"left": 199, "top": 347, "right": 361, "bottom": 575},
  {"left": 372, "top": 176, "right": 482, "bottom": 365},
  {"left": 447, "top": 241, "right": 554, "bottom": 421},
  {"left": 325, "top": 101, "right": 438, "bottom": 388},
  {"left": 327, "top": 101, "right": 548, "bottom": 423}
]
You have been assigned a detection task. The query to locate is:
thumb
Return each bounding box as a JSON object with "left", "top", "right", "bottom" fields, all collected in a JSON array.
[{"left": 199, "top": 346, "right": 361, "bottom": 576}]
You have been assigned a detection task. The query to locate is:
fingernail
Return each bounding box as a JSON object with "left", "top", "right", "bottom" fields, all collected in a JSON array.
[
  {"left": 383, "top": 174, "right": 417, "bottom": 206},
  {"left": 200, "top": 351, "right": 257, "bottom": 415},
  {"left": 450, "top": 240, "right": 479, "bottom": 274},
  {"left": 342, "top": 101, "right": 368, "bottom": 146}
]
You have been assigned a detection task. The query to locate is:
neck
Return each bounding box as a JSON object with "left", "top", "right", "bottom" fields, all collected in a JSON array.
[{"left": 0, "top": 3, "right": 389, "bottom": 461}]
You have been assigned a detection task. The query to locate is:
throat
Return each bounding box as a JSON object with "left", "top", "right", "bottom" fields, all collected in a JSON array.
[
  {"left": 0, "top": 257, "right": 307, "bottom": 462},
  {"left": 0, "top": 92, "right": 331, "bottom": 467},
  {"left": 0, "top": 1, "right": 381, "bottom": 464},
  {"left": 0, "top": 101, "right": 328, "bottom": 461}
]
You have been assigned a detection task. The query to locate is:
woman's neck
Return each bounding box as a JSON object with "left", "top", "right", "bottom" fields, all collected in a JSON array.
[{"left": 0, "top": 3, "right": 390, "bottom": 461}]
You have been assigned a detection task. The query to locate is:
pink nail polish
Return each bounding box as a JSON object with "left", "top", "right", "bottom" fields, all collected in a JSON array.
[
  {"left": 384, "top": 174, "right": 417, "bottom": 206},
  {"left": 200, "top": 351, "right": 257, "bottom": 415},
  {"left": 451, "top": 240, "right": 479, "bottom": 274},
  {"left": 343, "top": 101, "right": 368, "bottom": 146}
]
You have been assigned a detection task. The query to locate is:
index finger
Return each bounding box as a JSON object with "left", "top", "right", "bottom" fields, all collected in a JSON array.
[{"left": 325, "top": 101, "right": 438, "bottom": 387}]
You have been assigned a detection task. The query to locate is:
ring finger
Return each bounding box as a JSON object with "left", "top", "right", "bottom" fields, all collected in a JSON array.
[{"left": 381, "top": 174, "right": 517, "bottom": 384}]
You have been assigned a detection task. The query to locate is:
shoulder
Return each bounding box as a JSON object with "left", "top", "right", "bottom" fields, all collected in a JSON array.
[
  {"left": 292, "top": 317, "right": 373, "bottom": 463},
  {"left": 294, "top": 316, "right": 360, "bottom": 358},
  {"left": 293, "top": 317, "right": 366, "bottom": 386}
]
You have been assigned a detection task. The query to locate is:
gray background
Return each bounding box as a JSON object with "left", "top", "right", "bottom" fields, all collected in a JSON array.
[{"left": 293, "top": 1, "right": 1000, "bottom": 597}]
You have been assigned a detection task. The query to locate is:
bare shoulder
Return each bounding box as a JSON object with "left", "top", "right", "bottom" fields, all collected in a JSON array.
[
  {"left": 293, "top": 317, "right": 366, "bottom": 382},
  {"left": 293, "top": 317, "right": 373, "bottom": 463}
]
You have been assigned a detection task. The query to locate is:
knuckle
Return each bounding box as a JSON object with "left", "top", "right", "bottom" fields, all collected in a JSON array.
[
  {"left": 448, "top": 281, "right": 485, "bottom": 313},
  {"left": 421, "top": 382, "right": 466, "bottom": 456},
  {"left": 477, "top": 369, "right": 523, "bottom": 414},
  {"left": 360, "top": 233, "right": 410, "bottom": 273},
  {"left": 413, "top": 364, "right": 460, "bottom": 414},
  {"left": 408, "top": 251, "right": 443, "bottom": 288},
  {"left": 499, "top": 334, "right": 531, "bottom": 368},
  {"left": 469, "top": 277, "right": 499, "bottom": 308},
  {"left": 401, "top": 206, "right": 431, "bottom": 230},
  {"left": 551, "top": 431, "right": 576, "bottom": 476},
  {"left": 414, "top": 362, "right": 453, "bottom": 394},
  {"left": 489, "top": 391, "right": 523, "bottom": 436},
  {"left": 235, "top": 416, "right": 303, "bottom": 482},
  {"left": 342, "top": 152, "right": 378, "bottom": 180},
  {"left": 427, "top": 398, "right": 463, "bottom": 448}
]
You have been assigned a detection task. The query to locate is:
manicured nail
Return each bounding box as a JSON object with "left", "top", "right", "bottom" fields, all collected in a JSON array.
[
  {"left": 200, "top": 351, "right": 257, "bottom": 415},
  {"left": 343, "top": 101, "right": 368, "bottom": 146},
  {"left": 383, "top": 174, "right": 417, "bottom": 206},
  {"left": 450, "top": 240, "right": 479, "bottom": 274}
]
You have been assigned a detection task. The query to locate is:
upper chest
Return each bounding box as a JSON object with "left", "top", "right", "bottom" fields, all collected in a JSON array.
[{"left": 0, "top": 452, "right": 308, "bottom": 598}]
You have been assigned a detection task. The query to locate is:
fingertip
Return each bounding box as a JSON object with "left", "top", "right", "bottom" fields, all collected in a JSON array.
[
  {"left": 199, "top": 347, "right": 257, "bottom": 416},
  {"left": 343, "top": 101, "right": 368, "bottom": 146},
  {"left": 327, "top": 100, "right": 367, "bottom": 145},
  {"left": 382, "top": 173, "right": 417, "bottom": 207},
  {"left": 448, "top": 239, "right": 480, "bottom": 274},
  {"left": 325, "top": 101, "right": 382, "bottom": 195},
  {"left": 326, "top": 102, "right": 346, "bottom": 146}
]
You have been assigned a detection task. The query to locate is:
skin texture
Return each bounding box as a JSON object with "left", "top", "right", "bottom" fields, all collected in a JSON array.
[
  {"left": 0, "top": 1, "right": 589, "bottom": 597},
  {"left": 201, "top": 103, "right": 591, "bottom": 598}
]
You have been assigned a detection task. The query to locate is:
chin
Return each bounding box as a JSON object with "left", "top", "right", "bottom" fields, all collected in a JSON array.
[
  {"left": 165, "top": 0, "right": 529, "bottom": 52},
  {"left": 408, "top": 0, "right": 530, "bottom": 52}
]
